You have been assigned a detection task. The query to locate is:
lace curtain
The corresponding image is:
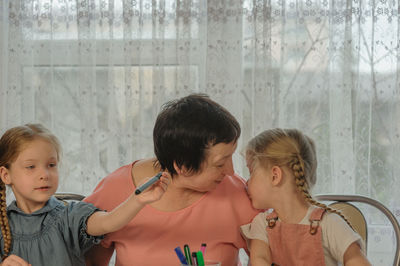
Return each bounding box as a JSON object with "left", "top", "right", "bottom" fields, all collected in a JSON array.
[{"left": 0, "top": 0, "right": 399, "bottom": 264}]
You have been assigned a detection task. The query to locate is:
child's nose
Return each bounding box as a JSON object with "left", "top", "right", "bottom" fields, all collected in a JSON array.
[{"left": 40, "top": 168, "right": 50, "bottom": 180}]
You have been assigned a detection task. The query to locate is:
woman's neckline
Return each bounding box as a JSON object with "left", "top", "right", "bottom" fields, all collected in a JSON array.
[{"left": 129, "top": 159, "right": 210, "bottom": 214}]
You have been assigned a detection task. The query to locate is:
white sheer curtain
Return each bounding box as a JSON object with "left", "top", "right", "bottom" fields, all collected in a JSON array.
[{"left": 0, "top": 0, "right": 399, "bottom": 264}]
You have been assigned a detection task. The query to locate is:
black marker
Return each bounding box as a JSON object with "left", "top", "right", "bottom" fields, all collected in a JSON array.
[{"left": 134, "top": 172, "right": 163, "bottom": 195}]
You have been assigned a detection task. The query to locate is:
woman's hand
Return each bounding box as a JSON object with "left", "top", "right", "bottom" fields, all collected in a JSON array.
[
  {"left": 1, "top": 255, "right": 31, "bottom": 266},
  {"left": 135, "top": 172, "right": 171, "bottom": 205}
]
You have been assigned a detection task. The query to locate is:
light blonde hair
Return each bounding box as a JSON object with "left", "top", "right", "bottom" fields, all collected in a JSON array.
[
  {"left": 0, "top": 124, "right": 61, "bottom": 259},
  {"left": 246, "top": 128, "right": 353, "bottom": 228}
]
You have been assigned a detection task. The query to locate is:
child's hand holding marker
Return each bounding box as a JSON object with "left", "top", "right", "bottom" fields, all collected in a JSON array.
[{"left": 134, "top": 172, "right": 171, "bottom": 204}]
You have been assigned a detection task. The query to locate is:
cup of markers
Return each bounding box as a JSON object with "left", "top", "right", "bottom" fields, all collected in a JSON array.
[{"left": 175, "top": 243, "right": 221, "bottom": 266}]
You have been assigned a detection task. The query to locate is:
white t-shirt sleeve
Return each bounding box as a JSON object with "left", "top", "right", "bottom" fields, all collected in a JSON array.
[
  {"left": 240, "top": 211, "right": 270, "bottom": 247},
  {"left": 321, "top": 212, "right": 366, "bottom": 264}
]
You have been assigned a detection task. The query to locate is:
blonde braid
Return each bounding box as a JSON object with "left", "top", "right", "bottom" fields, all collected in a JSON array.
[
  {"left": 0, "top": 182, "right": 11, "bottom": 259},
  {"left": 290, "top": 156, "right": 355, "bottom": 231}
]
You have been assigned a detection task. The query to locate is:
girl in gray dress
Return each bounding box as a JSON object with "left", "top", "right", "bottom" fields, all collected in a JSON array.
[{"left": 0, "top": 124, "right": 170, "bottom": 266}]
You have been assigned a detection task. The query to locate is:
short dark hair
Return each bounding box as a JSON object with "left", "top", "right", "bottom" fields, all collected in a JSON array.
[{"left": 153, "top": 94, "right": 241, "bottom": 175}]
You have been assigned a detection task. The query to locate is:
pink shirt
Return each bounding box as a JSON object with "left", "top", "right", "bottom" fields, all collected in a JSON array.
[{"left": 84, "top": 162, "right": 259, "bottom": 266}]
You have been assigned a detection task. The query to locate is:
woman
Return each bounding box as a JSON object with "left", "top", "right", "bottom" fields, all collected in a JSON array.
[{"left": 84, "top": 94, "right": 259, "bottom": 265}]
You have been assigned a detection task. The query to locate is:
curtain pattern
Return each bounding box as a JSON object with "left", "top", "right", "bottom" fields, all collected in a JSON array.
[{"left": 1, "top": 0, "right": 399, "bottom": 264}]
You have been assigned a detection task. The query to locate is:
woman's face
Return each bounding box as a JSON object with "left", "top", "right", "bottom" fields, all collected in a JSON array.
[{"left": 180, "top": 141, "right": 237, "bottom": 192}]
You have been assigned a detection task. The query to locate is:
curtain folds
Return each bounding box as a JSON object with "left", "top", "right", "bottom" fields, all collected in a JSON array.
[{"left": 0, "top": 1, "right": 399, "bottom": 264}]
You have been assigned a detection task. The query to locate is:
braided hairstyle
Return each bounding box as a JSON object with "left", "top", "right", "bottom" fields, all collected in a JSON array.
[
  {"left": 0, "top": 124, "right": 61, "bottom": 259},
  {"left": 246, "top": 128, "right": 354, "bottom": 229}
]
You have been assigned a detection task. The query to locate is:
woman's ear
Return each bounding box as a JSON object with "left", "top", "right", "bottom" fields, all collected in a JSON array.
[
  {"left": 0, "top": 166, "right": 11, "bottom": 185},
  {"left": 270, "top": 166, "right": 283, "bottom": 186},
  {"left": 173, "top": 162, "right": 190, "bottom": 177}
]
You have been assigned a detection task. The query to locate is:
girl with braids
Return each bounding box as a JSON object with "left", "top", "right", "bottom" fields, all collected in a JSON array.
[
  {"left": 240, "top": 128, "right": 371, "bottom": 266},
  {"left": 0, "top": 124, "right": 170, "bottom": 266}
]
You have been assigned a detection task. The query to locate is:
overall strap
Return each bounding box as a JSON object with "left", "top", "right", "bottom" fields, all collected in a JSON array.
[{"left": 309, "top": 207, "right": 326, "bottom": 235}]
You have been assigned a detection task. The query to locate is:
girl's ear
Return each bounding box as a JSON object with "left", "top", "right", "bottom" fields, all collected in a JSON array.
[
  {"left": 270, "top": 166, "right": 283, "bottom": 186},
  {"left": 0, "top": 166, "right": 11, "bottom": 185}
]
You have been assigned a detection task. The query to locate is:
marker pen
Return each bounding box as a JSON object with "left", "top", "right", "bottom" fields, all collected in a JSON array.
[
  {"left": 200, "top": 243, "right": 207, "bottom": 256},
  {"left": 135, "top": 172, "right": 162, "bottom": 195},
  {"left": 192, "top": 252, "right": 198, "bottom": 266},
  {"left": 196, "top": 251, "right": 205, "bottom": 266},
  {"left": 184, "top": 244, "right": 192, "bottom": 265},
  {"left": 174, "top": 246, "right": 188, "bottom": 265}
]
